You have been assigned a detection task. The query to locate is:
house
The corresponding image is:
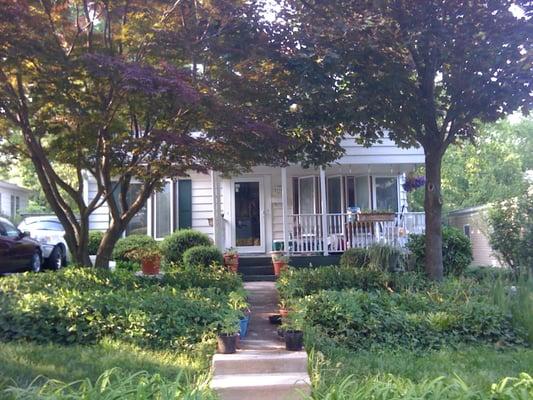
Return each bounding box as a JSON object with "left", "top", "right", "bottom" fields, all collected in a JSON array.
[
  {"left": 447, "top": 205, "right": 502, "bottom": 267},
  {"left": 0, "top": 180, "right": 31, "bottom": 220},
  {"left": 85, "top": 137, "right": 426, "bottom": 256}
]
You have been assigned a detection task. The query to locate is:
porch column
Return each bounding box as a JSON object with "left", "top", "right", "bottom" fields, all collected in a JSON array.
[
  {"left": 281, "top": 167, "right": 289, "bottom": 254},
  {"left": 210, "top": 170, "right": 222, "bottom": 250},
  {"left": 320, "top": 167, "right": 329, "bottom": 256}
]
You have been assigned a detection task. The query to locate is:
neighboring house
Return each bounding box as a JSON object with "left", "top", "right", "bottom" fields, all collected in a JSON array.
[
  {"left": 85, "top": 137, "right": 426, "bottom": 256},
  {"left": 0, "top": 180, "right": 31, "bottom": 220},
  {"left": 447, "top": 205, "right": 502, "bottom": 267}
]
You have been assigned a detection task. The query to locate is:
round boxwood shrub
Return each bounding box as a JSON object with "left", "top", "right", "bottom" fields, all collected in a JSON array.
[
  {"left": 112, "top": 234, "right": 159, "bottom": 262},
  {"left": 183, "top": 245, "right": 224, "bottom": 269},
  {"left": 406, "top": 226, "right": 473, "bottom": 276},
  {"left": 340, "top": 248, "right": 370, "bottom": 269},
  {"left": 160, "top": 229, "right": 212, "bottom": 264},
  {"left": 88, "top": 231, "right": 104, "bottom": 255}
]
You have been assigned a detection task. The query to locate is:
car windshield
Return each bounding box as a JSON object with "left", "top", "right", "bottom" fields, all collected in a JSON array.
[
  {"left": 0, "top": 220, "right": 20, "bottom": 238},
  {"left": 24, "top": 220, "right": 63, "bottom": 231}
]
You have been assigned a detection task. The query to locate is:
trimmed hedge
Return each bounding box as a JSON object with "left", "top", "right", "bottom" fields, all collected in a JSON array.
[
  {"left": 406, "top": 226, "right": 473, "bottom": 276},
  {"left": 112, "top": 235, "right": 158, "bottom": 262},
  {"left": 183, "top": 245, "right": 223, "bottom": 269},
  {"left": 160, "top": 230, "right": 212, "bottom": 264},
  {"left": 88, "top": 231, "right": 104, "bottom": 255}
]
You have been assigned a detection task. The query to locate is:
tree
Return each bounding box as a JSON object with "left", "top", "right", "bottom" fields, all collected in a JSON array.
[
  {"left": 0, "top": 0, "right": 338, "bottom": 268},
  {"left": 272, "top": 0, "right": 532, "bottom": 279},
  {"left": 408, "top": 117, "right": 533, "bottom": 211}
]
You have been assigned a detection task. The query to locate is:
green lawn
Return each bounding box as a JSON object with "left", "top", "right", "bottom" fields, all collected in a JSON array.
[{"left": 0, "top": 339, "right": 214, "bottom": 398}]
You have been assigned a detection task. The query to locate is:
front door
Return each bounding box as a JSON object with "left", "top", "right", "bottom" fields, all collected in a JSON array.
[{"left": 233, "top": 179, "right": 265, "bottom": 253}]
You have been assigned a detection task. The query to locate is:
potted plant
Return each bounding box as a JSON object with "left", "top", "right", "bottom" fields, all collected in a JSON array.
[
  {"left": 215, "top": 310, "right": 241, "bottom": 354},
  {"left": 126, "top": 245, "right": 161, "bottom": 275},
  {"left": 283, "top": 313, "right": 304, "bottom": 351},
  {"left": 279, "top": 299, "right": 290, "bottom": 318},
  {"left": 357, "top": 209, "right": 396, "bottom": 222},
  {"left": 228, "top": 289, "right": 251, "bottom": 338},
  {"left": 223, "top": 248, "right": 239, "bottom": 273},
  {"left": 272, "top": 253, "right": 289, "bottom": 276}
]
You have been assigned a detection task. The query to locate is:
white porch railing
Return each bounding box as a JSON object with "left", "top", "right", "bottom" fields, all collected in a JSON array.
[{"left": 287, "top": 212, "right": 425, "bottom": 254}]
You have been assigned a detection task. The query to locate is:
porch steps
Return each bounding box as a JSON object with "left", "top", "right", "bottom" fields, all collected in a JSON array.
[{"left": 239, "top": 257, "right": 276, "bottom": 282}]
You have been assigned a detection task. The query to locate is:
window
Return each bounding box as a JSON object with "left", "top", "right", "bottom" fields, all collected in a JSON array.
[
  {"left": 327, "top": 176, "right": 343, "bottom": 213},
  {"left": 346, "top": 177, "right": 356, "bottom": 208},
  {"left": 10, "top": 195, "right": 19, "bottom": 218},
  {"left": 0, "top": 219, "right": 20, "bottom": 238},
  {"left": 463, "top": 224, "right": 471, "bottom": 239},
  {"left": 299, "top": 177, "right": 316, "bottom": 214},
  {"left": 374, "top": 177, "right": 399, "bottom": 212},
  {"left": 154, "top": 182, "right": 172, "bottom": 238},
  {"left": 355, "top": 176, "right": 370, "bottom": 209},
  {"left": 111, "top": 183, "right": 148, "bottom": 236}
]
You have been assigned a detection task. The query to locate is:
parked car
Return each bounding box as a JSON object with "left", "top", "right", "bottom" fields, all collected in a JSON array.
[
  {"left": 0, "top": 217, "right": 42, "bottom": 273},
  {"left": 18, "top": 215, "right": 68, "bottom": 269}
]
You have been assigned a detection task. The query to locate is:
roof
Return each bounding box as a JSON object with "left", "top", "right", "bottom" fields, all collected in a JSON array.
[
  {"left": 0, "top": 180, "right": 32, "bottom": 194},
  {"left": 447, "top": 204, "right": 490, "bottom": 216}
]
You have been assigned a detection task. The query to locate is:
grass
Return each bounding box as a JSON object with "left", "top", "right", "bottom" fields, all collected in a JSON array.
[{"left": 0, "top": 339, "right": 214, "bottom": 398}]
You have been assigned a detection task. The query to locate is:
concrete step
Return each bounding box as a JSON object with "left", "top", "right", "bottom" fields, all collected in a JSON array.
[
  {"left": 211, "top": 372, "right": 311, "bottom": 400},
  {"left": 238, "top": 265, "right": 274, "bottom": 275},
  {"left": 213, "top": 350, "right": 308, "bottom": 375},
  {"left": 242, "top": 274, "right": 277, "bottom": 282}
]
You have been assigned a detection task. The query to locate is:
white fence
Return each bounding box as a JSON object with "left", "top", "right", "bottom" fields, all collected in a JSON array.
[{"left": 287, "top": 212, "right": 425, "bottom": 254}]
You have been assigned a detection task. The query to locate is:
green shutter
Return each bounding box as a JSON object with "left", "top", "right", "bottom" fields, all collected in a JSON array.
[{"left": 178, "top": 180, "right": 192, "bottom": 229}]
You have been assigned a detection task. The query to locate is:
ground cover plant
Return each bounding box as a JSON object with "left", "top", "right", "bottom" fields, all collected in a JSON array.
[
  {"left": 0, "top": 265, "right": 245, "bottom": 398},
  {"left": 280, "top": 263, "right": 533, "bottom": 398}
]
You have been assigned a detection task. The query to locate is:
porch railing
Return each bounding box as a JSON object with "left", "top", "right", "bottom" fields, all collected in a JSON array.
[{"left": 287, "top": 212, "right": 425, "bottom": 254}]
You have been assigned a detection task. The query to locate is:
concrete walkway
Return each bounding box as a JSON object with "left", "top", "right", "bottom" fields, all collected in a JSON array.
[{"left": 211, "top": 282, "right": 311, "bottom": 400}]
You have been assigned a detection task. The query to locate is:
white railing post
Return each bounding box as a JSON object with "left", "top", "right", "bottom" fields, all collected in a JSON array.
[
  {"left": 281, "top": 167, "right": 289, "bottom": 254},
  {"left": 320, "top": 167, "right": 329, "bottom": 256}
]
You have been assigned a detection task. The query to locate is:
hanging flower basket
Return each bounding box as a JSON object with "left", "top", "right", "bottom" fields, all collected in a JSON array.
[{"left": 403, "top": 175, "right": 426, "bottom": 192}]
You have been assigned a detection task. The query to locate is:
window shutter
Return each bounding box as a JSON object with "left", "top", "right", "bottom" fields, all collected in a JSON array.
[{"left": 178, "top": 180, "right": 192, "bottom": 229}]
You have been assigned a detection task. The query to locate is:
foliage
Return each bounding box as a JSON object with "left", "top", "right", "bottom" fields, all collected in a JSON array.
[
  {"left": 300, "top": 287, "right": 523, "bottom": 351},
  {"left": 112, "top": 235, "right": 159, "bottom": 262},
  {"left": 0, "top": 267, "right": 242, "bottom": 350},
  {"left": 489, "top": 190, "right": 533, "bottom": 273},
  {"left": 409, "top": 118, "right": 533, "bottom": 212},
  {"left": 367, "top": 244, "right": 406, "bottom": 272},
  {"left": 339, "top": 248, "right": 370, "bottom": 269},
  {"left": 309, "top": 372, "right": 533, "bottom": 400},
  {"left": 277, "top": 266, "right": 390, "bottom": 301},
  {"left": 88, "top": 231, "right": 105, "bottom": 255},
  {"left": 463, "top": 266, "right": 514, "bottom": 283},
  {"left": 182, "top": 245, "right": 224, "bottom": 269},
  {"left": 161, "top": 230, "right": 212, "bottom": 264},
  {"left": 4, "top": 368, "right": 216, "bottom": 400},
  {"left": 407, "top": 226, "right": 473, "bottom": 276}
]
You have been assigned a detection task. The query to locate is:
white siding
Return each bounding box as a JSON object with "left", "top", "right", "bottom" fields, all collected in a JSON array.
[
  {"left": 0, "top": 182, "right": 31, "bottom": 219},
  {"left": 189, "top": 172, "right": 215, "bottom": 239},
  {"left": 87, "top": 178, "right": 110, "bottom": 231},
  {"left": 339, "top": 136, "right": 424, "bottom": 165}
]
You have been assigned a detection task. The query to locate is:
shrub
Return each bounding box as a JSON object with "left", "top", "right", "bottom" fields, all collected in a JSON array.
[
  {"left": 0, "top": 267, "right": 242, "bottom": 349},
  {"left": 183, "top": 245, "right": 224, "bottom": 269},
  {"left": 112, "top": 235, "right": 158, "bottom": 262},
  {"left": 88, "top": 231, "right": 104, "bottom": 255},
  {"left": 406, "top": 226, "right": 473, "bottom": 276},
  {"left": 340, "top": 248, "right": 370, "bottom": 269},
  {"left": 489, "top": 192, "right": 533, "bottom": 273},
  {"left": 277, "top": 266, "right": 389, "bottom": 301},
  {"left": 300, "top": 287, "right": 523, "bottom": 351},
  {"left": 160, "top": 230, "right": 212, "bottom": 264},
  {"left": 367, "top": 243, "right": 406, "bottom": 272}
]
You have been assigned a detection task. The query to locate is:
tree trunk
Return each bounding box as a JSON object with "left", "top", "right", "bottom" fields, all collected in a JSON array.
[
  {"left": 95, "top": 224, "right": 124, "bottom": 269},
  {"left": 424, "top": 149, "right": 444, "bottom": 280}
]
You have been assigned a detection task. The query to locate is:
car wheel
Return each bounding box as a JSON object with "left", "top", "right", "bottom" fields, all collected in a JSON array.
[
  {"left": 48, "top": 246, "right": 64, "bottom": 270},
  {"left": 30, "top": 252, "right": 42, "bottom": 273}
]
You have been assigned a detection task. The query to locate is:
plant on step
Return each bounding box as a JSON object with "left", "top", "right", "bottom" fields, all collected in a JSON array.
[
  {"left": 227, "top": 289, "right": 249, "bottom": 313},
  {"left": 213, "top": 309, "right": 241, "bottom": 354},
  {"left": 283, "top": 311, "right": 305, "bottom": 351},
  {"left": 272, "top": 253, "right": 290, "bottom": 276}
]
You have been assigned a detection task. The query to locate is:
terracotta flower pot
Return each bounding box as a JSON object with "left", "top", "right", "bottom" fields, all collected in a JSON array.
[
  {"left": 224, "top": 255, "right": 239, "bottom": 273},
  {"left": 141, "top": 257, "right": 160, "bottom": 275},
  {"left": 273, "top": 261, "right": 287, "bottom": 276},
  {"left": 279, "top": 307, "right": 289, "bottom": 318}
]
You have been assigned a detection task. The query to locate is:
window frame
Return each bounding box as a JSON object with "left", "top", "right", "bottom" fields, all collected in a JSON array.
[
  {"left": 372, "top": 175, "right": 400, "bottom": 212},
  {"left": 298, "top": 176, "right": 317, "bottom": 215},
  {"left": 153, "top": 180, "right": 173, "bottom": 240},
  {"left": 326, "top": 175, "right": 344, "bottom": 214}
]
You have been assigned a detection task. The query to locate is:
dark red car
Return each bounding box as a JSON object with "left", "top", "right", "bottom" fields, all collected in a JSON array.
[{"left": 0, "top": 217, "right": 42, "bottom": 273}]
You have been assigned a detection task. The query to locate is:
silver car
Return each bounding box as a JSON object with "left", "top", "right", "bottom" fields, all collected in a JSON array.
[{"left": 18, "top": 216, "right": 68, "bottom": 269}]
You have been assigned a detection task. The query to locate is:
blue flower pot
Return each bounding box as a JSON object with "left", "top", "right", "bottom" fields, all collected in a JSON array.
[{"left": 239, "top": 315, "right": 250, "bottom": 338}]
